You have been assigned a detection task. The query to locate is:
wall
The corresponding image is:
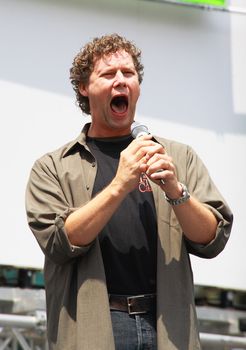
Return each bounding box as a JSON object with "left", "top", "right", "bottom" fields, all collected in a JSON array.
[{"left": 0, "top": 0, "right": 245, "bottom": 290}]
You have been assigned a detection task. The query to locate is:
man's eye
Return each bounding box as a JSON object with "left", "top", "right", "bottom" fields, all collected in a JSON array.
[
  {"left": 124, "top": 71, "right": 134, "bottom": 76},
  {"left": 102, "top": 72, "right": 114, "bottom": 78}
]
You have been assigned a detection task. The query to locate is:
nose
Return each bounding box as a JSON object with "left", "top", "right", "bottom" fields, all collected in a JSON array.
[{"left": 113, "top": 70, "right": 126, "bottom": 87}]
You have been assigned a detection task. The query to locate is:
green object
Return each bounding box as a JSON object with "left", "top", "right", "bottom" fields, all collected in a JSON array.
[
  {"left": 179, "top": 0, "right": 225, "bottom": 7},
  {"left": 32, "top": 270, "right": 45, "bottom": 287}
]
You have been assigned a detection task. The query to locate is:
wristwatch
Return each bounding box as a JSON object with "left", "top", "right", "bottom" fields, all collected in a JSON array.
[{"left": 164, "top": 183, "right": 190, "bottom": 206}]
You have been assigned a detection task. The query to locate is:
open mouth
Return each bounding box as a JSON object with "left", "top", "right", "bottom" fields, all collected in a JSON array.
[{"left": 110, "top": 95, "right": 128, "bottom": 114}]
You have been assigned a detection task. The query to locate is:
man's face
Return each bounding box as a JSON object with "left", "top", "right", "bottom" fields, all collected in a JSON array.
[{"left": 79, "top": 50, "right": 140, "bottom": 137}]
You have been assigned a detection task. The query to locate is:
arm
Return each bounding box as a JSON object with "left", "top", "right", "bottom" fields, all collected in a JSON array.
[
  {"left": 64, "top": 180, "right": 127, "bottom": 246},
  {"left": 168, "top": 186, "right": 217, "bottom": 244},
  {"left": 25, "top": 156, "right": 92, "bottom": 265},
  {"left": 65, "top": 135, "right": 165, "bottom": 246},
  {"left": 146, "top": 149, "right": 218, "bottom": 245}
]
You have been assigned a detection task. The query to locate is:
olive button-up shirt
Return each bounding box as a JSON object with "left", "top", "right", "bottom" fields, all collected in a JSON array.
[{"left": 25, "top": 123, "right": 233, "bottom": 350}]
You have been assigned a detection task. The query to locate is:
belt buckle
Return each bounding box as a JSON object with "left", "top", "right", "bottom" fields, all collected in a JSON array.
[{"left": 127, "top": 294, "right": 147, "bottom": 315}]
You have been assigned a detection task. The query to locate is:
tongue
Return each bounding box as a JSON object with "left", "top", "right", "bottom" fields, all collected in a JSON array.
[{"left": 111, "top": 99, "right": 128, "bottom": 114}]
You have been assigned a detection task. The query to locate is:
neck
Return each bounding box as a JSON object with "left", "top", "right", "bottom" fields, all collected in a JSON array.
[{"left": 88, "top": 123, "right": 131, "bottom": 138}]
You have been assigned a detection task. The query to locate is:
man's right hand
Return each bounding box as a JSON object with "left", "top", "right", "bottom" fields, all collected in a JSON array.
[{"left": 112, "top": 134, "right": 165, "bottom": 193}]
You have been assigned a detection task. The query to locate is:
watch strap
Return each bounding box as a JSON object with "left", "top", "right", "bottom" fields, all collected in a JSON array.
[{"left": 164, "top": 183, "right": 190, "bottom": 206}]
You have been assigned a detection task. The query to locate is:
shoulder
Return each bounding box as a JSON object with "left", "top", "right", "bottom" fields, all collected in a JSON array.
[
  {"left": 154, "top": 135, "right": 206, "bottom": 183},
  {"left": 34, "top": 140, "right": 72, "bottom": 164},
  {"left": 31, "top": 137, "right": 83, "bottom": 177},
  {"left": 33, "top": 123, "right": 90, "bottom": 169},
  {"left": 154, "top": 135, "right": 195, "bottom": 159}
]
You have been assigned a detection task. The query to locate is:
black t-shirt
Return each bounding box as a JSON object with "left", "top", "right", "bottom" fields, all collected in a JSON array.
[{"left": 87, "top": 135, "right": 157, "bottom": 295}]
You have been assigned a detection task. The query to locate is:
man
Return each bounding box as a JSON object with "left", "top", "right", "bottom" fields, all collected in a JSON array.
[{"left": 25, "top": 34, "right": 233, "bottom": 350}]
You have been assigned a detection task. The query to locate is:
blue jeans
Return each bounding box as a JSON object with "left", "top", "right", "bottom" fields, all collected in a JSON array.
[{"left": 110, "top": 310, "right": 157, "bottom": 350}]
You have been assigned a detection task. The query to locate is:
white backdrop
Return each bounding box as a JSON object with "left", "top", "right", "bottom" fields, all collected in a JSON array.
[{"left": 0, "top": 0, "right": 245, "bottom": 290}]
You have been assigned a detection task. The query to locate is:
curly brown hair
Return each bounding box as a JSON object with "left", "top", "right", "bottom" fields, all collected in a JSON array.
[{"left": 70, "top": 33, "right": 144, "bottom": 115}]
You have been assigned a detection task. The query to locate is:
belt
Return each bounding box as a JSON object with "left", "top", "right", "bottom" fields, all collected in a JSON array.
[{"left": 109, "top": 293, "right": 156, "bottom": 315}]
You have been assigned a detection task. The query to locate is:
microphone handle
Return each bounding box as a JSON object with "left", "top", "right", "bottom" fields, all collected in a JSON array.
[{"left": 131, "top": 121, "right": 165, "bottom": 185}]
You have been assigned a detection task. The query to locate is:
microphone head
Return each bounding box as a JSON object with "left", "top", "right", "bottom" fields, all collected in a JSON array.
[{"left": 131, "top": 121, "right": 149, "bottom": 138}]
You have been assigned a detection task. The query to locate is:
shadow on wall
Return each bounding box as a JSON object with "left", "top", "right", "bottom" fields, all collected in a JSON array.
[{"left": 0, "top": 0, "right": 245, "bottom": 135}]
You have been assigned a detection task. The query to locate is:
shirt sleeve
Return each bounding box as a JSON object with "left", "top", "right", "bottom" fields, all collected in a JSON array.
[
  {"left": 25, "top": 155, "right": 93, "bottom": 265},
  {"left": 183, "top": 145, "right": 233, "bottom": 258}
]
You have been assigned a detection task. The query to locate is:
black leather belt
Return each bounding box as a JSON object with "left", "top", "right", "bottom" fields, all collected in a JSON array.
[{"left": 109, "top": 294, "right": 156, "bottom": 315}]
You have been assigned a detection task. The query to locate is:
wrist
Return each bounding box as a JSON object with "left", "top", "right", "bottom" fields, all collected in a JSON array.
[
  {"left": 109, "top": 178, "right": 129, "bottom": 198},
  {"left": 164, "top": 183, "right": 190, "bottom": 206},
  {"left": 164, "top": 182, "right": 183, "bottom": 199}
]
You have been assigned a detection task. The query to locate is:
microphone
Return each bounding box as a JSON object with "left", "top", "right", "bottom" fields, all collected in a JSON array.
[
  {"left": 131, "top": 121, "right": 165, "bottom": 185},
  {"left": 131, "top": 121, "right": 149, "bottom": 138}
]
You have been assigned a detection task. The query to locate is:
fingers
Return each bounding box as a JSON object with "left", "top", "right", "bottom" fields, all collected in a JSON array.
[
  {"left": 146, "top": 154, "right": 176, "bottom": 185},
  {"left": 129, "top": 136, "right": 156, "bottom": 161},
  {"left": 117, "top": 137, "right": 173, "bottom": 192},
  {"left": 131, "top": 137, "right": 165, "bottom": 162},
  {"left": 115, "top": 137, "right": 154, "bottom": 191},
  {"left": 120, "top": 137, "right": 161, "bottom": 173},
  {"left": 125, "top": 138, "right": 169, "bottom": 178},
  {"left": 147, "top": 153, "right": 173, "bottom": 172}
]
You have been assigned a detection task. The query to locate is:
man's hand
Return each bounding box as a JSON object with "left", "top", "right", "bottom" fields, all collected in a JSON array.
[
  {"left": 112, "top": 135, "right": 166, "bottom": 193},
  {"left": 142, "top": 141, "right": 218, "bottom": 245},
  {"left": 145, "top": 151, "right": 183, "bottom": 199}
]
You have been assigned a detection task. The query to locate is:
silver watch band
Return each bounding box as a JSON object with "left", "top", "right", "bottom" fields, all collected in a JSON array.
[{"left": 164, "top": 183, "right": 190, "bottom": 206}]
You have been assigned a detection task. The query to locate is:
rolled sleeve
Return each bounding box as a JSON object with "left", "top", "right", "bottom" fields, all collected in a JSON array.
[
  {"left": 186, "top": 212, "right": 232, "bottom": 259},
  {"left": 53, "top": 209, "right": 93, "bottom": 261},
  {"left": 26, "top": 155, "right": 93, "bottom": 265},
  {"left": 184, "top": 146, "right": 233, "bottom": 258}
]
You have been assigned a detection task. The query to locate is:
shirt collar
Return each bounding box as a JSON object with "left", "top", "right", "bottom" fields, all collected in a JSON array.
[
  {"left": 62, "top": 123, "right": 91, "bottom": 158},
  {"left": 62, "top": 122, "right": 166, "bottom": 158}
]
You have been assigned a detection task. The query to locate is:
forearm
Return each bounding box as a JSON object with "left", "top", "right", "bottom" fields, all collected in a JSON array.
[
  {"left": 65, "top": 136, "right": 167, "bottom": 246},
  {"left": 145, "top": 149, "right": 218, "bottom": 244},
  {"left": 65, "top": 136, "right": 165, "bottom": 246},
  {"left": 172, "top": 196, "right": 218, "bottom": 244},
  {"left": 65, "top": 179, "right": 127, "bottom": 246}
]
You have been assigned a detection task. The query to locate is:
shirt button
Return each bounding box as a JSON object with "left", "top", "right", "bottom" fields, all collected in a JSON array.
[
  {"left": 92, "top": 162, "right": 96, "bottom": 167},
  {"left": 86, "top": 185, "right": 90, "bottom": 190}
]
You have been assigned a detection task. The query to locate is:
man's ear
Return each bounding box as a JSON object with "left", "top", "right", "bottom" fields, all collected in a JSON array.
[{"left": 79, "top": 82, "right": 88, "bottom": 97}]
